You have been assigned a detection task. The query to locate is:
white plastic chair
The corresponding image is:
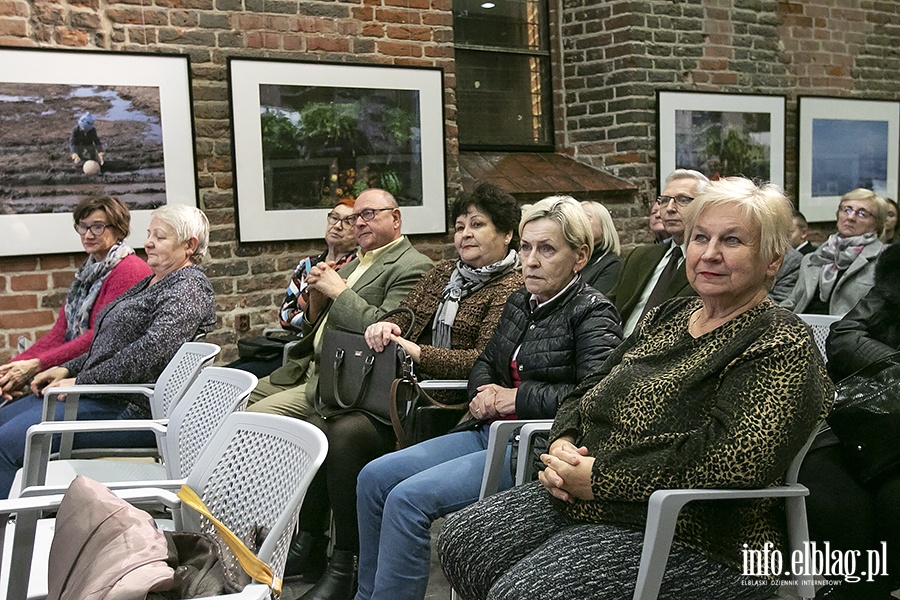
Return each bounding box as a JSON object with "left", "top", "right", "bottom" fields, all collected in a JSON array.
[
  {"left": 40, "top": 341, "right": 221, "bottom": 460},
  {"left": 631, "top": 425, "right": 821, "bottom": 600},
  {"left": 0, "top": 412, "right": 328, "bottom": 600},
  {"left": 13, "top": 366, "right": 257, "bottom": 498},
  {"left": 798, "top": 314, "right": 840, "bottom": 364},
  {"left": 483, "top": 421, "right": 820, "bottom": 600}
]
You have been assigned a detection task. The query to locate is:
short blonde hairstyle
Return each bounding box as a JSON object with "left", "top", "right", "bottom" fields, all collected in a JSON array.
[
  {"left": 839, "top": 188, "right": 889, "bottom": 233},
  {"left": 683, "top": 177, "right": 792, "bottom": 266},
  {"left": 150, "top": 204, "right": 209, "bottom": 264},
  {"left": 580, "top": 201, "right": 621, "bottom": 256},
  {"left": 520, "top": 195, "right": 593, "bottom": 255}
]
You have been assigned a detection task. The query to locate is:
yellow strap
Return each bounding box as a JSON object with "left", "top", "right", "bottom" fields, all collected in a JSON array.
[{"left": 177, "top": 484, "right": 283, "bottom": 597}]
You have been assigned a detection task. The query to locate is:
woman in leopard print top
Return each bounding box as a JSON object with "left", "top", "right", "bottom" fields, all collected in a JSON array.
[{"left": 439, "top": 177, "right": 833, "bottom": 600}]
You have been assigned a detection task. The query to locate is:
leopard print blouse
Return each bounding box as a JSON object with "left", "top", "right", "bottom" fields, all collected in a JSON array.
[{"left": 550, "top": 297, "right": 833, "bottom": 570}]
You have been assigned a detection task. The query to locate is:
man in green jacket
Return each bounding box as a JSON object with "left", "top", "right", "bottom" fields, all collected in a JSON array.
[{"left": 247, "top": 188, "right": 433, "bottom": 419}]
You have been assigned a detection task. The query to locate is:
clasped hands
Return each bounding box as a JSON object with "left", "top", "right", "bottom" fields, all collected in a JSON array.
[
  {"left": 305, "top": 261, "right": 348, "bottom": 321},
  {"left": 538, "top": 437, "right": 596, "bottom": 503},
  {"left": 0, "top": 358, "right": 41, "bottom": 401}
]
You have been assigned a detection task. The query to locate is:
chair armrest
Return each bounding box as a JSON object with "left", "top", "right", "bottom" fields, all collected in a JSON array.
[
  {"left": 479, "top": 420, "right": 533, "bottom": 499},
  {"left": 418, "top": 380, "right": 468, "bottom": 391},
  {"left": 191, "top": 583, "right": 274, "bottom": 599},
  {"left": 19, "top": 478, "right": 187, "bottom": 499},
  {"left": 514, "top": 421, "right": 554, "bottom": 485},
  {"left": 633, "top": 484, "right": 811, "bottom": 600},
  {"left": 42, "top": 384, "right": 154, "bottom": 406},
  {"left": 22, "top": 419, "right": 169, "bottom": 490}
]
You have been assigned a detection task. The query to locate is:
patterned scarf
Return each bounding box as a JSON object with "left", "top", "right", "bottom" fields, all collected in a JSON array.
[
  {"left": 810, "top": 232, "right": 879, "bottom": 302},
  {"left": 432, "top": 250, "right": 519, "bottom": 348},
  {"left": 64, "top": 242, "right": 134, "bottom": 341}
]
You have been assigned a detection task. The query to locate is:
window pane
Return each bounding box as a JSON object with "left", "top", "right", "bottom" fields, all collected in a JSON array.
[
  {"left": 456, "top": 49, "right": 553, "bottom": 148},
  {"left": 454, "top": 0, "right": 547, "bottom": 51}
]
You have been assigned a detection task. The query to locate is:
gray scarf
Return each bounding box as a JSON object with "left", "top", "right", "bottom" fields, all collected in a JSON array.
[
  {"left": 810, "top": 232, "right": 879, "bottom": 302},
  {"left": 64, "top": 242, "right": 134, "bottom": 341},
  {"left": 432, "top": 250, "right": 519, "bottom": 348}
]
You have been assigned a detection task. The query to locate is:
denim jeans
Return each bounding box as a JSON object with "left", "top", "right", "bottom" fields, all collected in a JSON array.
[
  {"left": 355, "top": 427, "right": 513, "bottom": 600},
  {"left": 0, "top": 393, "right": 155, "bottom": 498}
]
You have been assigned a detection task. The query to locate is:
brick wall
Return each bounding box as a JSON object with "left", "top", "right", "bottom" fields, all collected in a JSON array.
[
  {"left": 1, "top": 0, "right": 898, "bottom": 362},
  {"left": 0, "top": 0, "right": 456, "bottom": 362},
  {"left": 558, "top": 0, "right": 899, "bottom": 241}
]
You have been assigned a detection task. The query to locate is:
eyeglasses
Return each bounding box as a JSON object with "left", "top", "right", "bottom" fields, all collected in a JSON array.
[
  {"left": 326, "top": 212, "right": 355, "bottom": 227},
  {"left": 348, "top": 207, "right": 395, "bottom": 223},
  {"left": 74, "top": 222, "right": 110, "bottom": 236},
  {"left": 655, "top": 195, "right": 694, "bottom": 206},
  {"left": 839, "top": 206, "right": 873, "bottom": 220}
]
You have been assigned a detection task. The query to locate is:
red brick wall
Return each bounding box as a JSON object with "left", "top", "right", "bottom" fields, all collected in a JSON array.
[
  {"left": 557, "top": 0, "right": 899, "bottom": 244},
  {"left": 0, "top": 0, "right": 455, "bottom": 363},
  {"left": 1, "top": 0, "right": 898, "bottom": 362}
]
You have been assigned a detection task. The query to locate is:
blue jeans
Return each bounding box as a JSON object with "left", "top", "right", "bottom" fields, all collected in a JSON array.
[
  {"left": 0, "top": 394, "right": 155, "bottom": 498},
  {"left": 355, "top": 427, "right": 513, "bottom": 600}
]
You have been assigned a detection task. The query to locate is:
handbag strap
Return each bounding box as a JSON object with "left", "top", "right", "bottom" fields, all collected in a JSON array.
[
  {"left": 379, "top": 306, "right": 416, "bottom": 338},
  {"left": 177, "top": 484, "right": 282, "bottom": 598},
  {"left": 389, "top": 367, "right": 471, "bottom": 448},
  {"left": 330, "top": 347, "right": 376, "bottom": 409}
]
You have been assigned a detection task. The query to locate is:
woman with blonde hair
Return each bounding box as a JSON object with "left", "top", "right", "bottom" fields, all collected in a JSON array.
[
  {"left": 439, "top": 177, "right": 831, "bottom": 600},
  {"left": 354, "top": 195, "right": 623, "bottom": 600},
  {"left": 579, "top": 200, "right": 622, "bottom": 294}
]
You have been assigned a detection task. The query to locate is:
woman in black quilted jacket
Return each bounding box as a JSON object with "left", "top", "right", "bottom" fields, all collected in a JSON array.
[{"left": 353, "top": 196, "right": 623, "bottom": 600}]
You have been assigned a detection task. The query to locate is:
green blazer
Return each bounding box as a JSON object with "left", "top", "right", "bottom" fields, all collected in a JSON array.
[
  {"left": 608, "top": 242, "right": 696, "bottom": 324},
  {"left": 269, "top": 236, "right": 433, "bottom": 387}
]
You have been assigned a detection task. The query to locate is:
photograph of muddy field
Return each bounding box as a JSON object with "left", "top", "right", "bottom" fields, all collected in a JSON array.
[{"left": 0, "top": 82, "right": 167, "bottom": 215}]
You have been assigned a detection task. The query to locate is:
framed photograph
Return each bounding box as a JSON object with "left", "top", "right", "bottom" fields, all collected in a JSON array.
[
  {"left": 798, "top": 96, "right": 900, "bottom": 222},
  {"left": 0, "top": 48, "right": 197, "bottom": 257},
  {"left": 228, "top": 58, "right": 446, "bottom": 243},
  {"left": 657, "top": 91, "right": 785, "bottom": 192}
]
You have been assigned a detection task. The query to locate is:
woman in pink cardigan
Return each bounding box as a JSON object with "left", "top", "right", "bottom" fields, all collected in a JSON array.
[{"left": 0, "top": 196, "right": 150, "bottom": 400}]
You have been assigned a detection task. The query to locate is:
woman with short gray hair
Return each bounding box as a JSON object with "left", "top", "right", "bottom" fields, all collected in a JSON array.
[{"left": 0, "top": 204, "right": 216, "bottom": 499}]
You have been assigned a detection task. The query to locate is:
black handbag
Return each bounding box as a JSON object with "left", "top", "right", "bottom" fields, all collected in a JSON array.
[
  {"left": 389, "top": 363, "right": 469, "bottom": 449},
  {"left": 316, "top": 308, "right": 415, "bottom": 424},
  {"left": 827, "top": 351, "right": 900, "bottom": 483}
]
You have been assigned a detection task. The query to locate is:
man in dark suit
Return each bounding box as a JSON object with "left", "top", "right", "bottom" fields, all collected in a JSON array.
[
  {"left": 608, "top": 169, "right": 709, "bottom": 335},
  {"left": 791, "top": 211, "right": 817, "bottom": 255},
  {"left": 247, "top": 188, "right": 433, "bottom": 418}
]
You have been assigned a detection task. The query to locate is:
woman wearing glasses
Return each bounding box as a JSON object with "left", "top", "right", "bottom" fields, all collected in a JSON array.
[
  {"left": 229, "top": 199, "right": 358, "bottom": 378},
  {"left": 0, "top": 196, "right": 150, "bottom": 401},
  {"left": 781, "top": 188, "right": 888, "bottom": 316},
  {"left": 0, "top": 204, "right": 215, "bottom": 498}
]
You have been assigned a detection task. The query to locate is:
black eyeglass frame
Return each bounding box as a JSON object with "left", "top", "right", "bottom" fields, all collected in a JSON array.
[{"left": 73, "top": 222, "right": 111, "bottom": 236}]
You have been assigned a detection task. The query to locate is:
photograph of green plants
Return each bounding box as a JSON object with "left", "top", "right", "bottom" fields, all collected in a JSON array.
[
  {"left": 656, "top": 91, "right": 785, "bottom": 192},
  {"left": 259, "top": 84, "right": 423, "bottom": 210}
]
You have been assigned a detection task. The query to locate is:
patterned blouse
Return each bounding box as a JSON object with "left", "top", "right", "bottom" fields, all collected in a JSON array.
[{"left": 551, "top": 297, "right": 833, "bottom": 570}]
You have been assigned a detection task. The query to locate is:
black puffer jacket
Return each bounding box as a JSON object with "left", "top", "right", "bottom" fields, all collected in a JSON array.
[
  {"left": 468, "top": 277, "right": 623, "bottom": 419},
  {"left": 826, "top": 244, "right": 900, "bottom": 381}
]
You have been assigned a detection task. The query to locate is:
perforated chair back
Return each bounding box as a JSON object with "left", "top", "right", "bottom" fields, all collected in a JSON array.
[
  {"left": 163, "top": 367, "right": 257, "bottom": 478},
  {"left": 179, "top": 412, "right": 328, "bottom": 581},
  {"left": 150, "top": 342, "right": 221, "bottom": 420},
  {"left": 798, "top": 314, "right": 840, "bottom": 364}
]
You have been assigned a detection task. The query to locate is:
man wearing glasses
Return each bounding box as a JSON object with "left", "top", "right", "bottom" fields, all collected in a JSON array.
[
  {"left": 781, "top": 188, "right": 887, "bottom": 316},
  {"left": 608, "top": 169, "right": 709, "bottom": 335},
  {"left": 247, "top": 188, "right": 432, "bottom": 417}
]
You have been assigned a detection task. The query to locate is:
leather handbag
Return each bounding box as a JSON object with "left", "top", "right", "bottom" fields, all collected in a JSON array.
[
  {"left": 317, "top": 307, "right": 415, "bottom": 424},
  {"left": 827, "top": 351, "right": 900, "bottom": 483},
  {"left": 389, "top": 363, "right": 469, "bottom": 449}
]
